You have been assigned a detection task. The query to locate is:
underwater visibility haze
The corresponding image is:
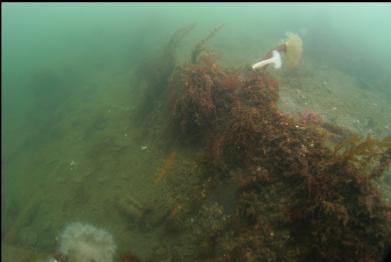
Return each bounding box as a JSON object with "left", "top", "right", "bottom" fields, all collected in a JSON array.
[{"left": 2, "top": 3, "right": 391, "bottom": 261}]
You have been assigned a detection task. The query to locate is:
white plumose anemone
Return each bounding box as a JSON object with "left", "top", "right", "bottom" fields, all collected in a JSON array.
[
  {"left": 58, "top": 222, "right": 116, "bottom": 262},
  {"left": 252, "top": 50, "right": 282, "bottom": 70}
]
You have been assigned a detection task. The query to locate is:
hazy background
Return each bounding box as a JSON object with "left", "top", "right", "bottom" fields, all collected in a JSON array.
[
  {"left": 2, "top": 3, "right": 391, "bottom": 259},
  {"left": 3, "top": 2, "right": 391, "bottom": 163}
]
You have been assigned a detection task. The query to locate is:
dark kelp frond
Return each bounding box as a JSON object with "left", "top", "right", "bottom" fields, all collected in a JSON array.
[{"left": 191, "top": 24, "right": 224, "bottom": 64}]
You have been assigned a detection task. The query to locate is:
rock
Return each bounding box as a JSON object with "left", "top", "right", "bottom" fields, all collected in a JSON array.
[
  {"left": 117, "top": 195, "right": 146, "bottom": 223},
  {"left": 116, "top": 194, "right": 170, "bottom": 231}
]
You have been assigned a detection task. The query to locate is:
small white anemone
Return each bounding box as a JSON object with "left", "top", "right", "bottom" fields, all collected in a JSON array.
[
  {"left": 252, "top": 50, "right": 282, "bottom": 70},
  {"left": 58, "top": 222, "right": 116, "bottom": 262},
  {"left": 47, "top": 257, "right": 58, "bottom": 262}
]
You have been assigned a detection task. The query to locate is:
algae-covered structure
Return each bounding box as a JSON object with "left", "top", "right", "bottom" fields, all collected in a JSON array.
[{"left": 136, "top": 26, "right": 391, "bottom": 261}]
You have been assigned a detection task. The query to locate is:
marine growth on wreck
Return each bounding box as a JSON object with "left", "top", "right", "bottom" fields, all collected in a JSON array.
[{"left": 135, "top": 25, "right": 391, "bottom": 261}]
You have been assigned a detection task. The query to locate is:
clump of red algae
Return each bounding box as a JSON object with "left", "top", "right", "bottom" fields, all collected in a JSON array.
[
  {"left": 138, "top": 27, "right": 391, "bottom": 261},
  {"left": 297, "top": 108, "right": 322, "bottom": 126}
]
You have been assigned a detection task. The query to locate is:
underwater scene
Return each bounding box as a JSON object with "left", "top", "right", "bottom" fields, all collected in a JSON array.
[{"left": 2, "top": 3, "right": 391, "bottom": 262}]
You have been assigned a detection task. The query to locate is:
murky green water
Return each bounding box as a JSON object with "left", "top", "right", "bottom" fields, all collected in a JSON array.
[{"left": 2, "top": 3, "right": 391, "bottom": 261}]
